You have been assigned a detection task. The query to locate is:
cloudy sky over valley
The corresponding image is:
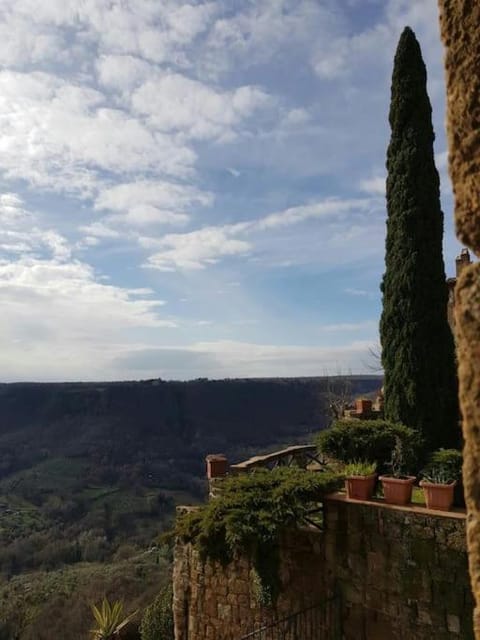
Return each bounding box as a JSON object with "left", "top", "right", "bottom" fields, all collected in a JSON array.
[{"left": 0, "top": 0, "right": 461, "bottom": 381}]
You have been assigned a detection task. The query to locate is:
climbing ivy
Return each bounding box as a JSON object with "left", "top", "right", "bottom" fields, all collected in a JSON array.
[{"left": 175, "top": 467, "right": 341, "bottom": 605}]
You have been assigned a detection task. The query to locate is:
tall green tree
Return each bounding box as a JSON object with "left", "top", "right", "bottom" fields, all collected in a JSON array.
[{"left": 380, "top": 26, "right": 458, "bottom": 450}]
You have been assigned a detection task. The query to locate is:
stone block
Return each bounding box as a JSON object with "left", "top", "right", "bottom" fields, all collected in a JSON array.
[
  {"left": 217, "top": 603, "right": 231, "bottom": 620},
  {"left": 447, "top": 614, "right": 461, "bottom": 634}
]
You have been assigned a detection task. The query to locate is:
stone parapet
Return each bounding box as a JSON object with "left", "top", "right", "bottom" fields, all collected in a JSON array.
[
  {"left": 324, "top": 493, "right": 472, "bottom": 639},
  {"left": 173, "top": 494, "right": 473, "bottom": 639}
]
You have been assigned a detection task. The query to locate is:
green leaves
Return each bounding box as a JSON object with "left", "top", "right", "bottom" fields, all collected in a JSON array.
[
  {"left": 381, "top": 27, "right": 458, "bottom": 450},
  {"left": 316, "top": 419, "right": 422, "bottom": 474},
  {"left": 175, "top": 467, "right": 341, "bottom": 603},
  {"left": 90, "top": 598, "right": 137, "bottom": 640},
  {"left": 140, "top": 584, "right": 174, "bottom": 640}
]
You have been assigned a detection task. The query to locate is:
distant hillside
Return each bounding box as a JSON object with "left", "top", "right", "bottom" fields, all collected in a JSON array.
[
  {"left": 0, "top": 375, "right": 381, "bottom": 639},
  {"left": 0, "top": 376, "right": 382, "bottom": 476}
]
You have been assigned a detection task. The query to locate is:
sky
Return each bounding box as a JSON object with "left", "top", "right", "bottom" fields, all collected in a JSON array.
[{"left": 0, "top": 0, "right": 462, "bottom": 382}]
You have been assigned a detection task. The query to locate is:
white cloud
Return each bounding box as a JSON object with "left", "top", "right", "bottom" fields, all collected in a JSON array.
[
  {"left": 0, "top": 193, "right": 72, "bottom": 260},
  {"left": 96, "top": 54, "right": 154, "bottom": 91},
  {"left": 143, "top": 196, "right": 379, "bottom": 270},
  {"left": 0, "top": 8, "right": 66, "bottom": 67},
  {"left": 320, "top": 321, "right": 377, "bottom": 332},
  {"left": 253, "top": 198, "right": 373, "bottom": 230},
  {"left": 116, "top": 338, "right": 374, "bottom": 378},
  {"left": 143, "top": 226, "right": 252, "bottom": 271},
  {"left": 0, "top": 193, "right": 31, "bottom": 224},
  {"left": 131, "top": 73, "right": 274, "bottom": 142},
  {"left": 359, "top": 176, "right": 386, "bottom": 196},
  {"left": 0, "top": 256, "right": 176, "bottom": 380},
  {"left": 0, "top": 71, "right": 196, "bottom": 194},
  {"left": 0, "top": 0, "right": 453, "bottom": 381},
  {"left": 200, "top": 0, "right": 344, "bottom": 78},
  {"left": 94, "top": 180, "right": 213, "bottom": 227},
  {"left": 310, "top": 0, "right": 443, "bottom": 91},
  {"left": 78, "top": 221, "right": 121, "bottom": 239},
  {"left": 282, "top": 107, "right": 311, "bottom": 127},
  {"left": 0, "top": 0, "right": 219, "bottom": 67}
]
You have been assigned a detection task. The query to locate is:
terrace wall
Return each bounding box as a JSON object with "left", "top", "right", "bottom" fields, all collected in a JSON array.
[{"left": 173, "top": 494, "right": 473, "bottom": 639}]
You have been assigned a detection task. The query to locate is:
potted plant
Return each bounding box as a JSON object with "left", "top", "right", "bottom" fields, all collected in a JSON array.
[
  {"left": 379, "top": 437, "right": 416, "bottom": 505},
  {"left": 427, "top": 449, "right": 463, "bottom": 507},
  {"left": 420, "top": 466, "right": 457, "bottom": 511},
  {"left": 343, "top": 461, "right": 377, "bottom": 500}
]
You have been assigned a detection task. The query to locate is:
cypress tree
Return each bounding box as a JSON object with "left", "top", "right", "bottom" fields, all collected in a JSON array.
[{"left": 380, "top": 26, "right": 458, "bottom": 450}]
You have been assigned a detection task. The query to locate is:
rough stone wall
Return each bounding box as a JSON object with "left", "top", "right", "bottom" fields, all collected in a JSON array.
[
  {"left": 437, "top": 2, "right": 480, "bottom": 636},
  {"left": 173, "top": 496, "right": 472, "bottom": 640},
  {"left": 173, "top": 529, "right": 325, "bottom": 640},
  {"left": 324, "top": 496, "right": 472, "bottom": 640}
]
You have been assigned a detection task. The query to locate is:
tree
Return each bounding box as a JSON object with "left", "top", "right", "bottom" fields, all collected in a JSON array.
[{"left": 380, "top": 26, "right": 458, "bottom": 450}]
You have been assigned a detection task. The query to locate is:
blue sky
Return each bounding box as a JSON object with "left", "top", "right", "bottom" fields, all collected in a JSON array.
[{"left": 0, "top": 0, "right": 461, "bottom": 381}]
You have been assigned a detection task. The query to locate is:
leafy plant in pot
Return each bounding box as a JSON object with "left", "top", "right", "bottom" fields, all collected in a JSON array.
[
  {"left": 379, "top": 437, "right": 416, "bottom": 505},
  {"left": 420, "top": 466, "right": 457, "bottom": 511},
  {"left": 427, "top": 449, "right": 463, "bottom": 507},
  {"left": 343, "top": 461, "right": 377, "bottom": 501}
]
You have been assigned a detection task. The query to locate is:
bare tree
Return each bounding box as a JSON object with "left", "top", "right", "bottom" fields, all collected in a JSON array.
[
  {"left": 323, "top": 367, "right": 353, "bottom": 426},
  {"left": 362, "top": 343, "right": 383, "bottom": 373}
]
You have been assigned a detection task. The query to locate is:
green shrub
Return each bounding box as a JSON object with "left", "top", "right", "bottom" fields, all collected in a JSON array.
[
  {"left": 175, "top": 467, "right": 341, "bottom": 605},
  {"left": 426, "top": 449, "right": 462, "bottom": 479},
  {"left": 316, "top": 420, "right": 422, "bottom": 474},
  {"left": 422, "top": 449, "right": 464, "bottom": 504},
  {"left": 140, "top": 583, "right": 174, "bottom": 640}
]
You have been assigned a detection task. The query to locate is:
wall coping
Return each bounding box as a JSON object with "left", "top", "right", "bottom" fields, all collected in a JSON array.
[{"left": 325, "top": 491, "right": 467, "bottom": 520}]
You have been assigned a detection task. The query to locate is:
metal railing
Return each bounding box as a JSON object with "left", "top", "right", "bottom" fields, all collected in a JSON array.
[{"left": 239, "top": 598, "right": 340, "bottom": 640}]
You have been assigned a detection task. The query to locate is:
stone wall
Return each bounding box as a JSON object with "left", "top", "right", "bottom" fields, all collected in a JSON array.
[
  {"left": 173, "top": 528, "right": 326, "bottom": 640},
  {"left": 173, "top": 495, "right": 473, "bottom": 639},
  {"left": 325, "top": 495, "right": 473, "bottom": 640}
]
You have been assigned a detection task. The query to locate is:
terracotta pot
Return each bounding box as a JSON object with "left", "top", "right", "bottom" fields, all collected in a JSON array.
[
  {"left": 379, "top": 475, "right": 416, "bottom": 505},
  {"left": 420, "top": 480, "right": 457, "bottom": 511},
  {"left": 345, "top": 474, "right": 377, "bottom": 501}
]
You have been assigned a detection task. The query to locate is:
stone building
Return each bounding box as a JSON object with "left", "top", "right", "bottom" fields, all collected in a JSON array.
[{"left": 447, "top": 248, "right": 472, "bottom": 331}]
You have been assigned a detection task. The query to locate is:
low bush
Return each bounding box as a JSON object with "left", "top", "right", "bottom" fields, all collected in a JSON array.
[
  {"left": 140, "top": 583, "right": 174, "bottom": 640},
  {"left": 175, "top": 467, "right": 341, "bottom": 605},
  {"left": 316, "top": 420, "right": 422, "bottom": 474}
]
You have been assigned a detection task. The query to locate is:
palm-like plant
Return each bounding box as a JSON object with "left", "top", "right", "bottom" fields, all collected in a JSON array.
[{"left": 90, "top": 598, "right": 137, "bottom": 640}]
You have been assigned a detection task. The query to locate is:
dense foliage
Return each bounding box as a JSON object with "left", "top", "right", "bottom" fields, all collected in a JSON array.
[
  {"left": 140, "top": 583, "right": 174, "bottom": 640},
  {"left": 380, "top": 26, "right": 458, "bottom": 449},
  {"left": 316, "top": 419, "right": 422, "bottom": 474},
  {"left": 175, "top": 467, "right": 341, "bottom": 605}
]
